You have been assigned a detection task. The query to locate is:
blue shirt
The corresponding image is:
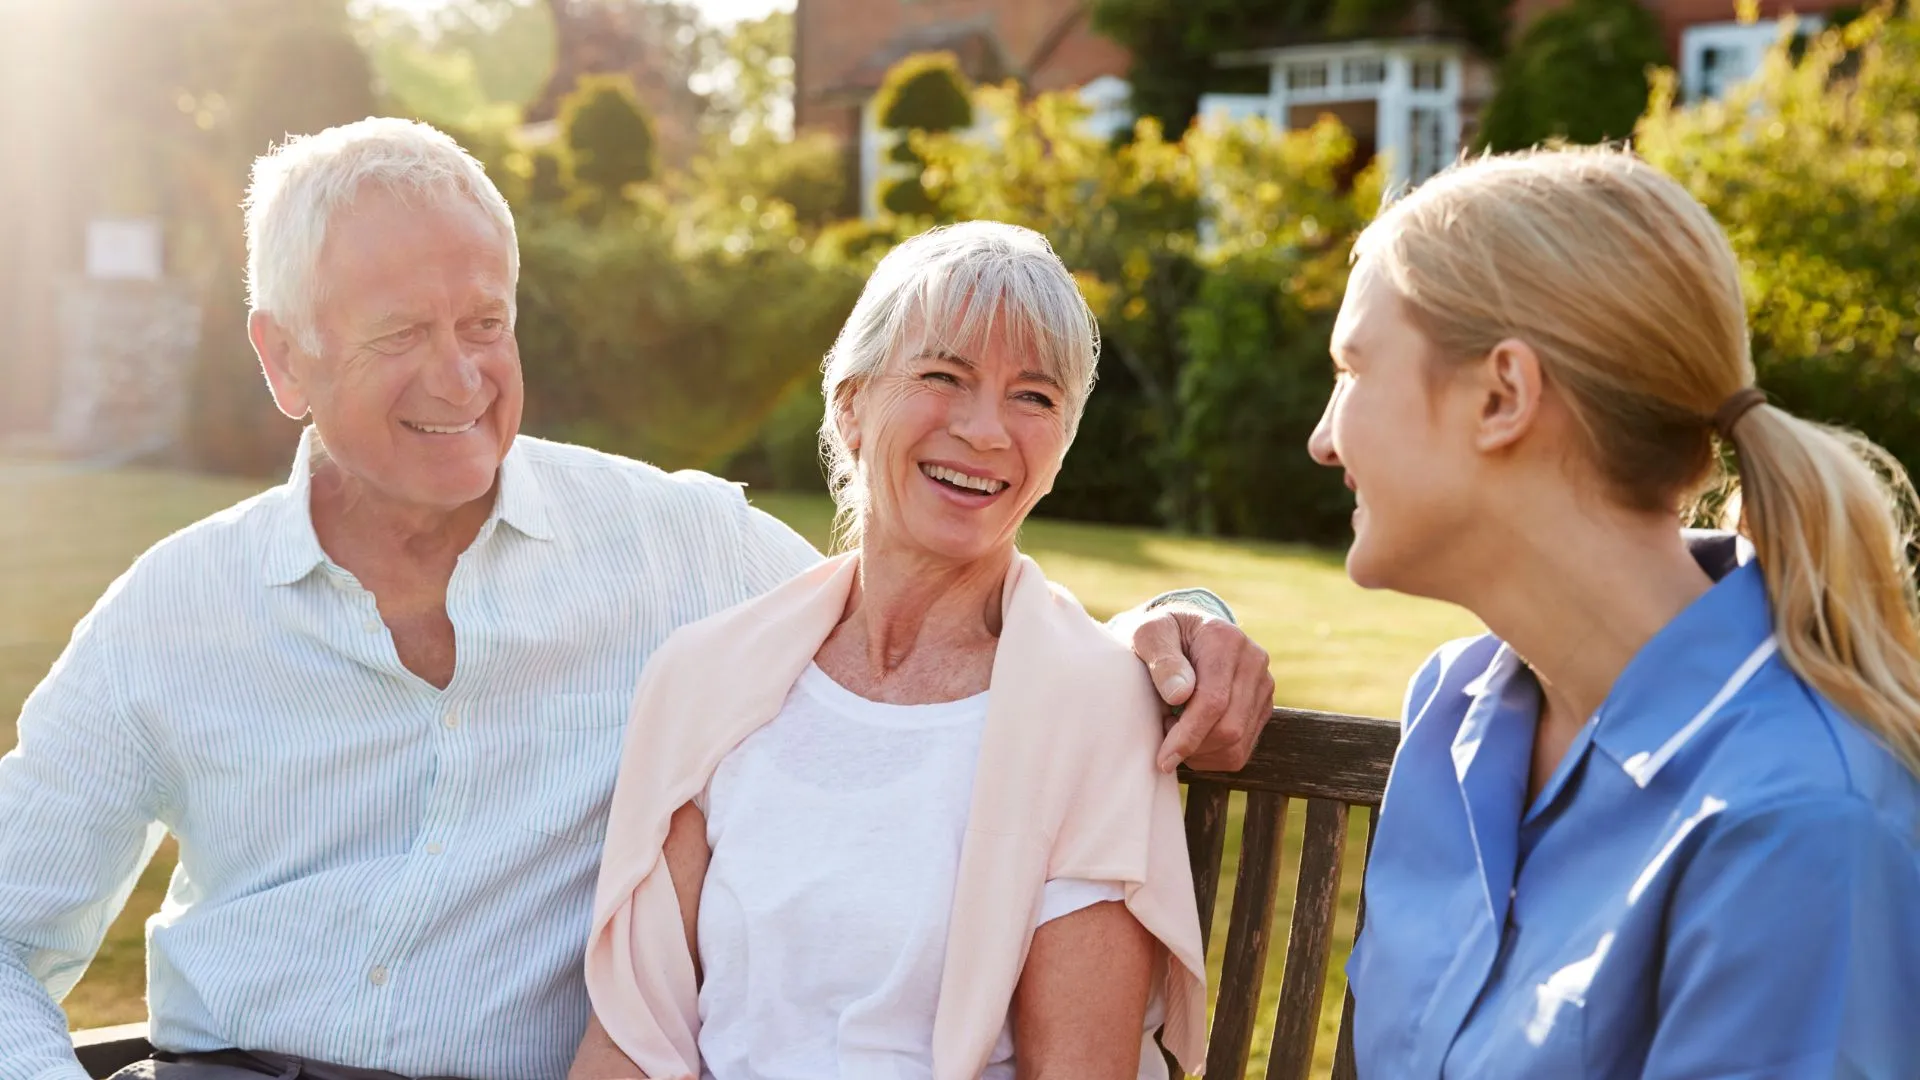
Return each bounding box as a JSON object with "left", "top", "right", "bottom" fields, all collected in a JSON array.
[
  {"left": 0, "top": 431, "right": 823, "bottom": 1080},
  {"left": 1348, "top": 557, "right": 1920, "bottom": 1080}
]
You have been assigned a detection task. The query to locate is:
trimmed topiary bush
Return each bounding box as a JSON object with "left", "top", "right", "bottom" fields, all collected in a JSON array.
[
  {"left": 559, "top": 74, "right": 657, "bottom": 193},
  {"left": 1477, "top": 0, "right": 1668, "bottom": 151},
  {"left": 874, "top": 52, "right": 975, "bottom": 131},
  {"left": 872, "top": 52, "right": 973, "bottom": 217}
]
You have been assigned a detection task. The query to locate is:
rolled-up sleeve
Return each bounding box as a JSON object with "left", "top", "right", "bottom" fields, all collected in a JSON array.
[
  {"left": 0, "top": 588, "right": 167, "bottom": 1080},
  {"left": 1645, "top": 796, "right": 1920, "bottom": 1080}
]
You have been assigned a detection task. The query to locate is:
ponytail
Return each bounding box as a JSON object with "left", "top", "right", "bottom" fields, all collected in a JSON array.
[{"left": 1727, "top": 404, "right": 1920, "bottom": 774}]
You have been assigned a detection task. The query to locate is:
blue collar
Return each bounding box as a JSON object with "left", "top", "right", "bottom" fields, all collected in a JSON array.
[
  {"left": 1588, "top": 559, "right": 1778, "bottom": 786},
  {"left": 258, "top": 428, "right": 554, "bottom": 587}
]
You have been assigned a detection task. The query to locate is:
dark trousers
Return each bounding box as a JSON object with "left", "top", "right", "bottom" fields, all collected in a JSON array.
[{"left": 109, "top": 1049, "right": 470, "bottom": 1080}]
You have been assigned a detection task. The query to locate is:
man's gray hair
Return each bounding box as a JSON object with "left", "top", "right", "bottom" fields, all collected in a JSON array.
[
  {"left": 819, "top": 220, "right": 1100, "bottom": 545},
  {"left": 243, "top": 117, "right": 518, "bottom": 354}
]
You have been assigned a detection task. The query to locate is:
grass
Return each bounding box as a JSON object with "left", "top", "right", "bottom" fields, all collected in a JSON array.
[{"left": 1, "top": 465, "right": 1479, "bottom": 1073}]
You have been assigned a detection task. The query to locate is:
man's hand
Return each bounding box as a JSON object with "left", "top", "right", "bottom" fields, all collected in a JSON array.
[{"left": 1128, "top": 605, "right": 1274, "bottom": 773}]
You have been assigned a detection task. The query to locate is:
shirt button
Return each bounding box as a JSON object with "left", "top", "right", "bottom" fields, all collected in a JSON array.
[
  {"left": 442, "top": 709, "right": 460, "bottom": 730},
  {"left": 363, "top": 618, "right": 382, "bottom": 633},
  {"left": 425, "top": 841, "right": 444, "bottom": 855},
  {"left": 369, "top": 965, "right": 389, "bottom": 986}
]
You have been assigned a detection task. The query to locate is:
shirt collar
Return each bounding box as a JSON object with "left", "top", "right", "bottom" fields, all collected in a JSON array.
[
  {"left": 258, "top": 429, "right": 554, "bottom": 587},
  {"left": 257, "top": 428, "right": 330, "bottom": 587},
  {"left": 494, "top": 436, "right": 555, "bottom": 543},
  {"left": 1589, "top": 553, "right": 1778, "bottom": 787}
]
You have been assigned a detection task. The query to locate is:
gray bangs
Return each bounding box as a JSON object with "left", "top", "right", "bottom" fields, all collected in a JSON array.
[{"left": 890, "top": 242, "right": 1099, "bottom": 410}]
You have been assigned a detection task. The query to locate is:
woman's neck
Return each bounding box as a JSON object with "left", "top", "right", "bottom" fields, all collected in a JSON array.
[
  {"left": 1455, "top": 508, "right": 1714, "bottom": 739},
  {"left": 838, "top": 537, "right": 1013, "bottom": 678}
]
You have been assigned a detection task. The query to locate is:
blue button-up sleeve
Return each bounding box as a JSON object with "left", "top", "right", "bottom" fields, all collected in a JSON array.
[
  {"left": 1645, "top": 795, "right": 1920, "bottom": 1079},
  {"left": 0, "top": 586, "right": 168, "bottom": 1080}
]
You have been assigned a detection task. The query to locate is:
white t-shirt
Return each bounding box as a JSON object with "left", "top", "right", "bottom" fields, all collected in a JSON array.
[{"left": 694, "top": 663, "right": 1167, "bottom": 1080}]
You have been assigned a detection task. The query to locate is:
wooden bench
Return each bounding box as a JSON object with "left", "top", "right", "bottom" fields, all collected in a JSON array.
[
  {"left": 74, "top": 705, "right": 1398, "bottom": 1080},
  {"left": 1175, "top": 706, "right": 1397, "bottom": 1080}
]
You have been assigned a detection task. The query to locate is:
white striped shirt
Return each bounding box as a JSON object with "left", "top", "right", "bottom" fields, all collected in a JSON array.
[{"left": 0, "top": 431, "right": 822, "bottom": 1080}]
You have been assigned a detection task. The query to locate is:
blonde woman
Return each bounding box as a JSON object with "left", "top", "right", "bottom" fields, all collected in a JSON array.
[
  {"left": 1312, "top": 149, "right": 1920, "bottom": 1079},
  {"left": 568, "top": 222, "right": 1208, "bottom": 1080}
]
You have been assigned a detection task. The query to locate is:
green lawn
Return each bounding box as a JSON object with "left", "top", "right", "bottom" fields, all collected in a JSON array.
[{"left": 1, "top": 463, "right": 1478, "bottom": 1073}]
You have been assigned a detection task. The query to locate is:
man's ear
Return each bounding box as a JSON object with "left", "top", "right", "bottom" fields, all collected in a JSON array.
[
  {"left": 1471, "top": 337, "right": 1546, "bottom": 454},
  {"left": 251, "top": 311, "right": 311, "bottom": 421},
  {"left": 833, "top": 381, "right": 863, "bottom": 453}
]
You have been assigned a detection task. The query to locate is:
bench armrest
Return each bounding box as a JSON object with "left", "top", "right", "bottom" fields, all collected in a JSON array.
[{"left": 72, "top": 1023, "right": 152, "bottom": 1078}]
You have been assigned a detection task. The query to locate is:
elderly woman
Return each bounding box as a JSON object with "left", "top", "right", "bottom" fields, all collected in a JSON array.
[
  {"left": 1315, "top": 148, "right": 1920, "bottom": 1078},
  {"left": 567, "top": 221, "right": 1208, "bottom": 1080}
]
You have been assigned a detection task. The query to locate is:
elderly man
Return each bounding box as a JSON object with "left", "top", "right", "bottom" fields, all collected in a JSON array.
[{"left": 0, "top": 119, "right": 1272, "bottom": 1080}]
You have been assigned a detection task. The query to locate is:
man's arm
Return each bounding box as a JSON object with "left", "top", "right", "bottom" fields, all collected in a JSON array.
[
  {"left": 0, "top": 597, "right": 166, "bottom": 1080},
  {"left": 734, "top": 498, "right": 828, "bottom": 603}
]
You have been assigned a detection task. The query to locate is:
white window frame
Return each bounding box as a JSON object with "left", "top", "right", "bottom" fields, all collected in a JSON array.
[
  {"left": 1680, "top": 18, "right": 1821, "bottom": 102},
  {"left": 1077, "top": 75, "right": 1135, "bottom": 142},
  {"left": 1242, "top": 40, "right": 1462, "bottom": 191}
]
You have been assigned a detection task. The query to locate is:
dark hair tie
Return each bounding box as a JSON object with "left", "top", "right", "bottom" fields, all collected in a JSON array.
[{"left": 1713, "top": 387, "right": 1768, "bottom": 439}]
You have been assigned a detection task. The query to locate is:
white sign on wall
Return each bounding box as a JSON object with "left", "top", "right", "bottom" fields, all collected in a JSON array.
[{"left": 85, "top": 218, "right": 164, "bottom": 281}]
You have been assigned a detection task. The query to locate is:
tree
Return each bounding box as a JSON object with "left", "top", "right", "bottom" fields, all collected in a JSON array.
[
  {"left": 356, "top": 0, "right": 555, "bottom": 133},
  {"left": 1637, "top": 4, "right": 1920, "bottom": 487},
  {"left": 63, "top": 0, "right": 378, "bottom": 473},
  {"left": 697, "top": 9, "right": 797, "bottom": 143},
  {"left": 560, "top": 73, "right": 657, "bottom": 192},
  {"left": 1477, "top": 0, "right": 1668, "bottom": 151},
  {"left": 872, "top": 52, "right": 973, "bottom": 218}
]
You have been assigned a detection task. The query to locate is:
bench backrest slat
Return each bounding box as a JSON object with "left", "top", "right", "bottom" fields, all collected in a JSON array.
[
  {"left": 1183, "top": 780, "right": 1232, "bottom": 955},
  {"left": 1264, "top": 797, "right": 1348, "bottom": 1080},
  {"left": 1202, "top": 789, "right": 1290, "bottom": 1080},
  {"left": 1329, "top": 807, "right": 1380, "bottom": 1080},
  {"left": 1175, "top": 706, "right": 1398, "bottom": 1080}
]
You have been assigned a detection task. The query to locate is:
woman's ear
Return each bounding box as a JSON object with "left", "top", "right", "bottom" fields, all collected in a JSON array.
[
  {"left": 833, "top": 381, "right": 863, "bottom": 453},
  {"left": 1471, "top": 337, "right": 1546, "bottom": 453}
]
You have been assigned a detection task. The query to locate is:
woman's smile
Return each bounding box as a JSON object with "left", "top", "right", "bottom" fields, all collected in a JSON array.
[{"left": 919, "top": 460, "right": 1012, "bottom": 504}]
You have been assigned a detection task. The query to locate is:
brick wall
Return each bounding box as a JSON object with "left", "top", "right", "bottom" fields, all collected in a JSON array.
[{"left": 795, "top": 0, "right": 1131, "bottom": 133}]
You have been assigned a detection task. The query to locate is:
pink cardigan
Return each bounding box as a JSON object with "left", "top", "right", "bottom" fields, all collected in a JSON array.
[{"left": 583, "top": 550, "right": 1209, "bottom": 1078}]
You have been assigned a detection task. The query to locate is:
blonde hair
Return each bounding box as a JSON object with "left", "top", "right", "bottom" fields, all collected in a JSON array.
[
  {"left": 819, "top": 221, "right": 1100, "bottom": 547},
  {"left": 1356, "top": 147, "right": 1920, "bottom": 773}
]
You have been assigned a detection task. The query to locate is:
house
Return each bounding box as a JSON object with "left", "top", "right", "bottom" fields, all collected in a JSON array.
[
  {"left": 793, "top": 0, "right": 1845, "bottom": 202},
  {"left": 794, "top": 0, "right": 1132, "bottom": 216}
]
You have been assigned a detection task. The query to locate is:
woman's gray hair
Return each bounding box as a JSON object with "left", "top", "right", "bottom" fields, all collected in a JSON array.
[
  {"left": 819, "top": 220, "right": 1100, "bottom": 546},
  {"left": 243, "top": 117, "right": 518, "bottom": 354}
]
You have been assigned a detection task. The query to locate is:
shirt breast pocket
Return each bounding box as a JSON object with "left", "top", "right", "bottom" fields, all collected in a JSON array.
[{"left": 524, "top": 691, "right": 631, "bottom": 847}]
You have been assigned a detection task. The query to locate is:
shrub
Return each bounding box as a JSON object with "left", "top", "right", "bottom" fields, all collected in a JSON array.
[
  {"left": 681, "top": 131, "right": 850, "bottom": 228},
  {"left": 1477, "top": 0, "right": 1668, "bottom": 151},
  {"left": 559, "top": 74, "right": 657, "bottom": 194},
  {"left": 1176, "top": 118, "right": 1380, "bottom": 540},
  {"left": 1637, "top": 5, "right": 1920, "bottom": 485},
  {"left": 515, "top": 193, "right": 865, "bottom": 471},
  {"left": 873, "top": 53, "right": 974, "bottom": 219},
  {"left": 874, "top": 52, "right": 975, "bottom": 131}
]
